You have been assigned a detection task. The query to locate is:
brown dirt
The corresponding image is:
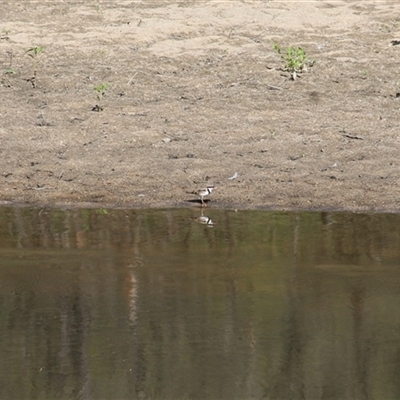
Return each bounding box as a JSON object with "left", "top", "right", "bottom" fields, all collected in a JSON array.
[{"left": 1, "top": 1, "right": 400, "bottom": 211}]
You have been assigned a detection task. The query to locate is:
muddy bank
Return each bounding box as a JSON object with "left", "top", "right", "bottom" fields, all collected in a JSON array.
[{"left": 1, "top": 2, "right": 400, "bottom": 212}]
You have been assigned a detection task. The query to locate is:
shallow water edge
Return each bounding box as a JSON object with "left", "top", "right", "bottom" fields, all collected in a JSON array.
[{"left": 0, "top": 199, "right": 399, "bottom": 214}]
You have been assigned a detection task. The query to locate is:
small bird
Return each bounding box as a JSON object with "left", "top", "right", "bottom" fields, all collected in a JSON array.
[{"left": 191, "top": 185, "right": 215, "bottom": 207}]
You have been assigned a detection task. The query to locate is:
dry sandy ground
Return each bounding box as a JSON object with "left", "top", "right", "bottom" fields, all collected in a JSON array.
[{"left": 1, "top": 1, "right": 400, "bottom": 211}]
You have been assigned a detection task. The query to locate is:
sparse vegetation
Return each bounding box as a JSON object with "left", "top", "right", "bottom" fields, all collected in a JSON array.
[
  {"left": 93, "top": 82, "right": 110, "bottom": 111},
  {"left": 380, "top": 20, "right": 399, "bottom": 33},
  {"left": 1, "top": 29, "right": 11, "bottom": 39},
  {"left": 362, "top": 69, "right": 370, "bottom": 77},
  {"left": 25, "top": 45, "right": 44, "bottom": 88},
  {"left": 273, "top": 44, "right": 314, "bottom": 80},
  {"left": 2, "top": 52, "right": 15, "bottom": 86}
]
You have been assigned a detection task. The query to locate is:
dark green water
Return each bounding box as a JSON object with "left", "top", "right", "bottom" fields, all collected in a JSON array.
[{"left": 1, "top": 207, "right": 400, "bottom": 400}]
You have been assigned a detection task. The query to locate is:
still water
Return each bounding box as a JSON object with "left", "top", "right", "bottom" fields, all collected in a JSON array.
[{"left": 1, "top": 207, "right": 400, "bottom": 399}]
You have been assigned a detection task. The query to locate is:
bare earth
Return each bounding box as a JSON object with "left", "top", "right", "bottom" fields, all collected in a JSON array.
[{"left": 1, "top": 1, "right": 400, "bottom": 211}]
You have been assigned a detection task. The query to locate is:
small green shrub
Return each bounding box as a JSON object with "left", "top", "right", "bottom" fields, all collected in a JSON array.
[
  {"left": 273, "top": 44, "right": 314, "bottom": 80},
  {"left": 93, "top": 82, "right": 110, "bottom": 111},
  {"left": 25, "top": 45, "right": 44, "bottom": 87}
]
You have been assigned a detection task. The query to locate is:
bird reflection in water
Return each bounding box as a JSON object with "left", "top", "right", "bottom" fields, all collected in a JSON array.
[{"left": 193, "top": 210, "right": 214, "bottom": 227}]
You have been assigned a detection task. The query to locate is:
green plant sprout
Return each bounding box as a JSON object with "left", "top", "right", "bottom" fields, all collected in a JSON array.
[
  {"left": 362, "top": 69, "right": 370, "bottom": 77},
  {"left": 5, "top": 68, "right": 15, "bottom": 75},
  {"left": 381, "top": 19, "right": 399, "bottom": 33},
  {"left": 273, "top": 44, "right": 314, "bottom": 80},
  {"left": 93, "top": 82, "right": 110, "bottom": 111},
  {"left": 25, "top": 45, "right": 44, "bottom": 88}
]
